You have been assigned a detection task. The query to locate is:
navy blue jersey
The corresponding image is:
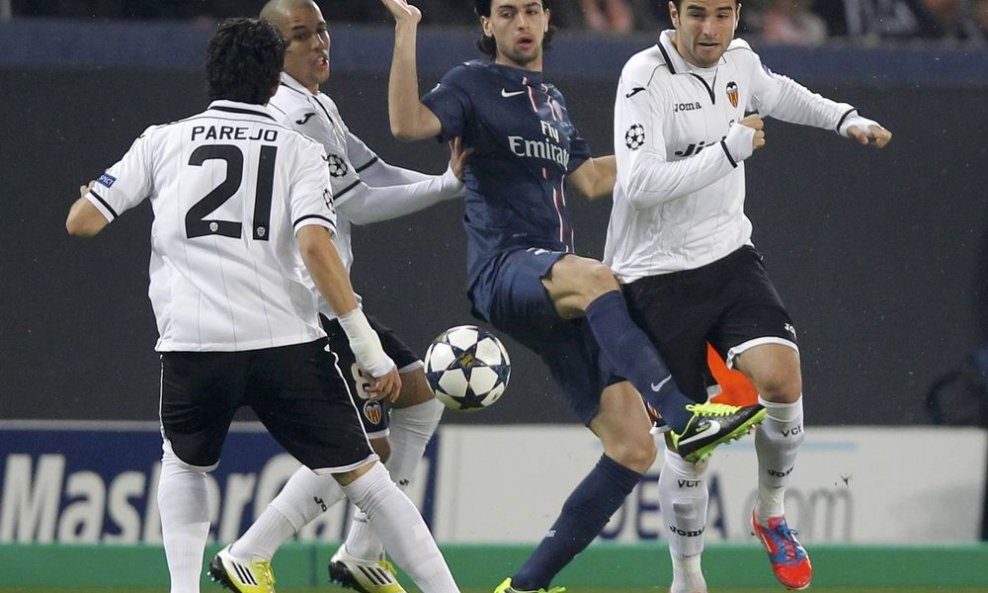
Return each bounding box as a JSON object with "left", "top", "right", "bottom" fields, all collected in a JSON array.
[{"left": 422, "top": 60, "right": 592, "bottom": 291}]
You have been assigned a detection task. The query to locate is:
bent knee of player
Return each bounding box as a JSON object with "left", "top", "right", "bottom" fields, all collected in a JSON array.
[
  {"left": 370, "top": 436, "right": 392, "bottom": 463},
  {"left": 604, "top": 434, "right": 656, "bottom": 474},
  {"left": 393, "top": 367, "right": 434, "bottom": 408},
  {"left": 548, "top": 256, "right": 620, "bottom": 310},
  {"left": 755, "top": 371, "right": 802, "bottom": 403}
]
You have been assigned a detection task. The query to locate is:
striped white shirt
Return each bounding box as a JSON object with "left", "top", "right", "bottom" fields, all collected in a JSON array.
[
  {"left": 605, "top": 32, "right": 855, "bottom": 281},
  {"left": 85, "top": 100, "right": 336, "bottom": 352}
]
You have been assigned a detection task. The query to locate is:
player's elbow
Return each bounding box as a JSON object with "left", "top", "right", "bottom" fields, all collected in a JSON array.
[
  {"left": 390, "top": 122, "right": 420, "bottom": 143},
  {"left": 65, "top": 213, "right": 101, "bottom": 237}
]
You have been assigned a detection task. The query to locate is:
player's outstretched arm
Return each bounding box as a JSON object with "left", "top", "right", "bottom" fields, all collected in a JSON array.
[
  {"left": 380, "top": 0, "right": 442, "bottom": 141},
  {"left": 297, "top": 225, "right": 401, "bottom": 401},
  {"left": 66, "top": 182, "right": 110, "bottom": 237},
  {"left": 569, "top": 156, "right": 617, "bottom": 201}
]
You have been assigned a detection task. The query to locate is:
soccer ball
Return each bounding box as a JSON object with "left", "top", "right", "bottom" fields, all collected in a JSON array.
[{"left": 424, "top": 325, "right": 511, "bottom": 411}]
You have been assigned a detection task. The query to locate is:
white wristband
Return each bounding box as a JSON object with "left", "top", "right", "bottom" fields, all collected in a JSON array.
[
  {"left": 723, "top": 121, "right": 756, "bottom": 164},
  {"left": 337, "top": 309, "right": 395, "bottom": 378},
  {"left": 839, "top": 114, "right": 880, "bottom": 138}
]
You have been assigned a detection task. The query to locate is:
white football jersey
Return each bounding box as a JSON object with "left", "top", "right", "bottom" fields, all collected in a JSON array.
[
  {"left": 85, "top": 100, "right": 336, "bottom": 352},
  {"left": 268, "top": 74, "right": 376, "bottom": 318},
  {"left": 605, "top": 32, "right": 856, "bottom": 281}
]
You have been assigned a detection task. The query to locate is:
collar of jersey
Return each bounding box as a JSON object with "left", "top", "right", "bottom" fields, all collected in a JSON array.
[
  {"left": 478, "top": 59, "right": 545, "bottom": 85},
  {"left": 207, "top": 100, "right": 276, "bottom": 121},
  {"left": 280, "top": 72, "right": 316, "bottom": 97},
  {"left": 658, "top": 29, "right": 724, "bottom": 76}
]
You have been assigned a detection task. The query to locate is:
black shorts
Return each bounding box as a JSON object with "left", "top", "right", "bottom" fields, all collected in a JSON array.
[
  {"left": 159, "top": 338, "right": 373, "bottom": 470},
  {"left": 321, "top": 313, "right": 422, "bottom": 438},
  {"left": 623, "top": 246, "right": 798, "bottom": 402}
]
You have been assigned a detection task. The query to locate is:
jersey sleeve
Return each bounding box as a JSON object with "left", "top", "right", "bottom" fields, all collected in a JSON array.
[
  {"left": 614, "top": 62, "right": 739, "bottom": 209},
  {"left": 84, "top": 126, "right": 156, "bottom": 222},
  {"left": 746, "top": 46, "right": 855, "bottom": 132},
  {"left": 289, "top": 139, "right": 337, "bottom": 237},
  {"left": 285, "top": 105, "right": 364, "bottom": 208},
  {"left": 421, "top": 65, "right": 474, "bottom": 141},
  {"left": 344, "top": 131, "right": 383, "bottom": 176},
  {"left": 558, "top": 95, "right": 591, "bottom": 174}
]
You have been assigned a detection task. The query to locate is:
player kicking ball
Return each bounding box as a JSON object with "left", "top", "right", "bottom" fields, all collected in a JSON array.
[
  {"left": 378, "top": 1, "right": 767, "bottom": 592},
  {"left": 606, "top": 1, "right": 892, "bottom": 591}
]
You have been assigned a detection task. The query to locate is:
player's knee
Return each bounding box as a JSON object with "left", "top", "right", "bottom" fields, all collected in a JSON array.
[
  {"left": 582, "top": 261, "right": 620, "bottom": 293},
  {"left": 394, "top": 368, "right": 434, "bottom": 408},
  {"left": 370, "top": 437, "right": 391, "bottom": 463},
  {"left": 756, "top": 372, "right": 802, "bottom": 403},
  {"left": 606, "top": 435, "right": 656, "bottom": 474}
]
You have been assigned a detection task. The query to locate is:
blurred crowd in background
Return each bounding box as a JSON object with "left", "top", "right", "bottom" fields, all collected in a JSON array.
[{"left": 7, "top": 0, "right": 988, "bottom": 45}]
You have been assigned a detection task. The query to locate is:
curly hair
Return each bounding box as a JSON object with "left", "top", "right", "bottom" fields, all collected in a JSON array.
[
  {"left": 474, "top": 0, "right": 555, "bottom": 59},
  {"left": 206, "top": 17, "right": 285, "bottom": 104}
]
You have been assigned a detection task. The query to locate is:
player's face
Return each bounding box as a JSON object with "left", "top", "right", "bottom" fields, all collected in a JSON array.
[
  {"left": 481, "top": 0, "right": 550, "bottom": 71},
  {"left": 280, "top": 4, "right": 331, "bottom": 92},
  {"left": 669, "top": 0, "right": 739, "bottom": 68}
]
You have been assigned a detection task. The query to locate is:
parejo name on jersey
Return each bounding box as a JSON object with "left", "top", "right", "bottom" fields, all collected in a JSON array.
[{"left": 191, "top": 125, "right": 279, "bottom": 142}]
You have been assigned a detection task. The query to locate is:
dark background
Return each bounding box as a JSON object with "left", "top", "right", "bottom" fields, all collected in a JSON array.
[{"left": 1, "top": 23, "right": 986, "bottom": 426}]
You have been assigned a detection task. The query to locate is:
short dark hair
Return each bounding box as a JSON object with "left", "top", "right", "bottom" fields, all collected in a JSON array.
[
  {"left": 206, "top": 17, "right": 285, "bottom": 104},
  {"left": 474, "top": 0, "right": 555, "bottom": 59}
]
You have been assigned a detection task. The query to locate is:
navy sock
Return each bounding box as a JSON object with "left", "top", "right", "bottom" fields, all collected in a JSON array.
[
  {"left": 513, "top": 455, "right": 643, "bottom": 590},
  {"left": 584, "top": 291, "right": 693, "bottom": 432}
]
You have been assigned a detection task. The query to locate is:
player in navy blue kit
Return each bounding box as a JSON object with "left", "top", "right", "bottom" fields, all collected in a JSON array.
[{"left": 378, "top": 1, "right": 766, "bottom": 591}]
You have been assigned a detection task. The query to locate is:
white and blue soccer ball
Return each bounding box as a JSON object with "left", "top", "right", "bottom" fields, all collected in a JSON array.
[{"left": 425, "top": 325, "right": 510, "bottom": 411}]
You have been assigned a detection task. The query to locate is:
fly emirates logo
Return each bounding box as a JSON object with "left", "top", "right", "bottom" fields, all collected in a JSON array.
[{"left": 508, "top": 121, "right": 570, "bottom": 170}]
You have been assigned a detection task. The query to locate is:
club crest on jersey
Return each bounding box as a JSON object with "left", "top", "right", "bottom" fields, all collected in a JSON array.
[
  {"left": 326, "top": 154, "right": 348, "bottom": 178},
  {"left": 363, "top": 400, "right": 383, "bottom": 425},
  {"left": 726, "top": 82, "right": 740, "bottom": 108},
  {"left": 97, "top": 173, "right": 117, "bottom": 188},
  {"left": 625, "top": 124, "right": 645, "bottom": 150}
]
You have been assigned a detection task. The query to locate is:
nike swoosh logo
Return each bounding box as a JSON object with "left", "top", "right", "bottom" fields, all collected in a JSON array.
[
  {"left": 625, "top": 87, "right": 646, "bottom": 98},
  {"left": 501, "top": 89, "right": 526, "bottom": 98},
  {"left": 650, "top": 376, "right": 671, "bottom": 392},
  {"left": 678, "top": 420, "right": 721, "bottom": 446}
]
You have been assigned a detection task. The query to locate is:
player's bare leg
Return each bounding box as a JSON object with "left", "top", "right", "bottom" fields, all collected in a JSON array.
[
  {"left": 734, "top": 343, "right": 812, "bottom": 589},
  {"left": 332, "top": 367, "right": 443, "bottom": 593}
]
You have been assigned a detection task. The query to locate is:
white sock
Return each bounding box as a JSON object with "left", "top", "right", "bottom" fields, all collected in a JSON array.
[
  {"left": 158, "top": 449, "right": 211, "bottom": 593},
  {"left": 658, "top": 448, "right": 708, "bottom": 593},
  {"left": 336, "top": 462, "right": 459, "bottom": 593},
  {"left": 343, "top": 398, "right": 443, "bottom": 561},
  {"left": 754, "top": 395, "right": 805, "bottom": 522},
  {"left": 232, "top": 466, "right": 345, "bottom": 560}
]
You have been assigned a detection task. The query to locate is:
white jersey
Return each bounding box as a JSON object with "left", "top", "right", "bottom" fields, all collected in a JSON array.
[
  {"left": 85, "top": 100, "right": 336, "bottom": 352},
  {"left": 268, "top": 73, "right": 461, "bottom": 320},
  {"left": 605, "top": 32, "right": 856, "bottom": 281}
]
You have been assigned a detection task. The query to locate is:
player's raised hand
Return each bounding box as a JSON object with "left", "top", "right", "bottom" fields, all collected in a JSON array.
[
  {"left": 379, "top": 0, "right": 421, "bottom": 23},
  {"left": 740, "top": 114, "right": 766, "bottom": 151},
  {"left": 847, "top": 123, "right": 892, "bottom": 149},
  {"left": 363, "top": 366, "right": 402, "bottom": 402},
  {"left": 449, "top": 137, "right": 474, "bottom": 181}
]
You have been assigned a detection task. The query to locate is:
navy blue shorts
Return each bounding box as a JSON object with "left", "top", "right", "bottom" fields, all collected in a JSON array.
[{"left": 472, "top": 248, "right": 622, "bottom": 424}]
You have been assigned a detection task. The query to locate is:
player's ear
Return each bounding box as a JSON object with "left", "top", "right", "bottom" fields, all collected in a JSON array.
[
  {"left": 735, "top": 2, "right": 741, "bottom": 30},
  {"left": 543, "top": 8, "right": 550, "bottom": 32},
  {"left": 668, "top": 1, "right": 679, "bottom": 28},
  {"left": 479, "top": 15, "right": 493, "bottom": 37}
]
